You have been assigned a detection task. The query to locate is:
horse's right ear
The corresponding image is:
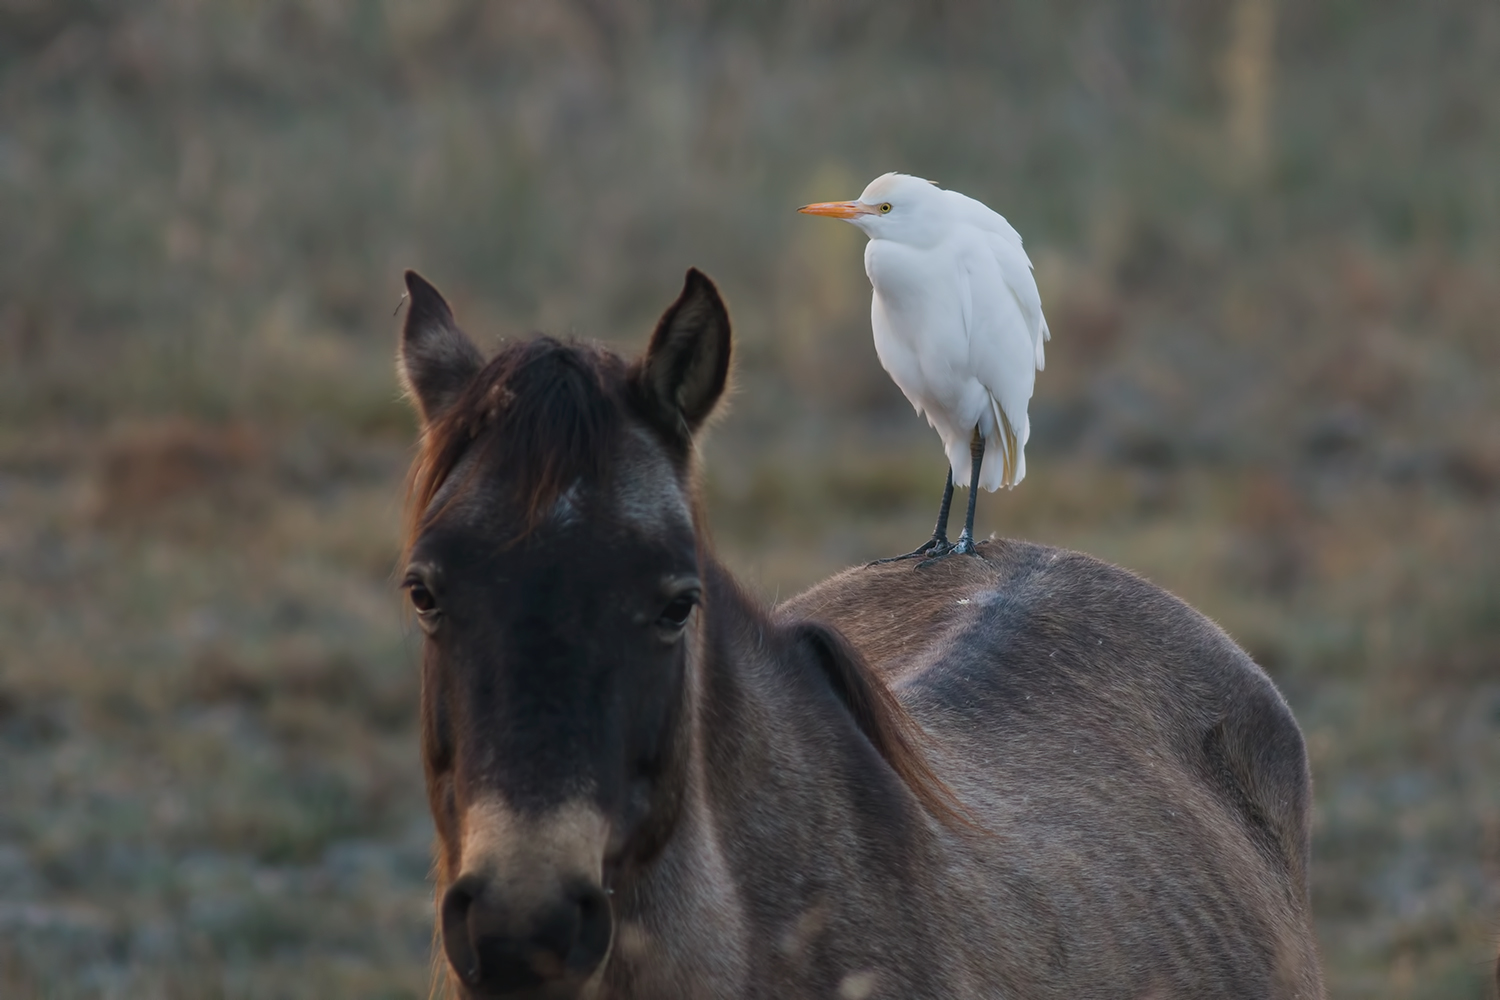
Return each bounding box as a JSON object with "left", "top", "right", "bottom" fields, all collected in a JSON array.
[
  {"left": 634, "top": 268, "right": 732, "bottom": 439},
  {"left": 398, "top": 270, "right": 483, "bottom": 427}
]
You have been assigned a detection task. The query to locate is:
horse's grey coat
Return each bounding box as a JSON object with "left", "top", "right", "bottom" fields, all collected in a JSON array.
[
  {"left": 397, "top": 267, "right": 1325, "bottom": 999},
  {"left": 774, "top": 544, "right": 1323, "bottom": 998}
]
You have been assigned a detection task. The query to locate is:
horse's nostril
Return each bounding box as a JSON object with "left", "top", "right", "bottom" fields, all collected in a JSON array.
[
  {"left": 440, "top": 875, "right": 483, "bottom": 986},
  {"left": 527, "top": 883, "right": 613, "bottom": 977},
  {"left": 566, "top": 884, "right": 613, "bottom": 974}
]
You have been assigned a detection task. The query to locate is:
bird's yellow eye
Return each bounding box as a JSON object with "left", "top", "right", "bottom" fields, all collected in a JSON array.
[{"left": 880, "top": 203, "right": 892, "bottom": 214}]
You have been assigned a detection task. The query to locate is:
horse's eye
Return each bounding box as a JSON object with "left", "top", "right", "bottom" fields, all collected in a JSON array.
[
  {"left": 409, "top": 583, "right": 437, "bottom": 613},
  {"left": 657, "top": 593, "right": 698, "bottom": 631},
  {"left": 404, "top": 574, "right": 438, "bottom": 614}
]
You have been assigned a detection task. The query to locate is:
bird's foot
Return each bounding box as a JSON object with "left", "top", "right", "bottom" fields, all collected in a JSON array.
[
  {"left": 917, "top": 532, "right": 978, "bottom": 567},
  {"left": 867, "top": 535, "right": 949, "bottom": 567}
]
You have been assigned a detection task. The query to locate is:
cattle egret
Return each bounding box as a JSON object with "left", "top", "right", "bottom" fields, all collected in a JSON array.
[{"left": 799, "top": 172, "right": 1050, "bottom": 559}]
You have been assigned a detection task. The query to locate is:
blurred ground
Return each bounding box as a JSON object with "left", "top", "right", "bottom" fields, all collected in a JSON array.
[{"left": 1, "top": 2, "right": 1498, "bottom": 997}]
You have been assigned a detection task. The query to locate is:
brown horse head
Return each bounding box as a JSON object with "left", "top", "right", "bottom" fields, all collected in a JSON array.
[{"left": 398, "top": 268, "right": 729, "bottom": 996}]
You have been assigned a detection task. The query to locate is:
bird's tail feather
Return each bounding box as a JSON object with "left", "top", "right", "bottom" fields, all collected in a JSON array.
[
  {"left": 985, "top": 396, "right": 1023, "bottom": 490},
  {"left": 948, "top": 399, "right": 1027, "bottom": 491}
]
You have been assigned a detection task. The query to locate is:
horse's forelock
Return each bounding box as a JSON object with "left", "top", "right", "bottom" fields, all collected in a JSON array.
[{"left": 403, "top": 337, "right": 630, "bottom": 557}]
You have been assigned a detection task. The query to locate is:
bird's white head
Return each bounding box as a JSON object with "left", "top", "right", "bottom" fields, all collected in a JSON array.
[{"left": 798, "top": 172, "right": 948, "bottom": 245}]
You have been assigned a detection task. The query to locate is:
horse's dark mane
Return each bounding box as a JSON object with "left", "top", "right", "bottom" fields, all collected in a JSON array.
[
  {"left": 698, "top": 563, "right": 971, "bottom": 833},
  {"left": 404, "top": 337, "right": 627, "bottom": 555},
  {"left": 789, "top": 616, "right": 976, "bottom": 831}
]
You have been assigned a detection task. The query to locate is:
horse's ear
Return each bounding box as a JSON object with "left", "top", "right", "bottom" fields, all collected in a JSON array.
[
  {"left": 399, "top": 270, "right": 483, "bottom": 427},
  {"left": 635, "top": 268, "right": 731, "bottom": 437}
]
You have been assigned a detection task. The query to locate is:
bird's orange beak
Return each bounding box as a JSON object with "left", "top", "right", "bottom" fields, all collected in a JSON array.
[{"left": 797, "top": 200, "right": 877, "bottom": 219}]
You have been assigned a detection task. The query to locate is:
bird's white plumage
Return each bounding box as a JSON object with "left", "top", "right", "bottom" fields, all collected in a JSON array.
[{"left": 814, "top": 172, "right": 1049, "bottom": 491}]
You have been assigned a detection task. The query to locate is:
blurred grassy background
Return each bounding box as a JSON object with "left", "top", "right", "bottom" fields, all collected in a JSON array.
[{"left": 1, "top": 1, "right": 1497, "bottom": 996}]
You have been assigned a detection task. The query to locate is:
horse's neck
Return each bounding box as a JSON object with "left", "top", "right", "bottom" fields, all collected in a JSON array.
[
  {"left": 691, "top": 559, "right": 876, "bottom": 823},
  {"left": 610, "top": 559, "right": 939, "bottom": 993}
]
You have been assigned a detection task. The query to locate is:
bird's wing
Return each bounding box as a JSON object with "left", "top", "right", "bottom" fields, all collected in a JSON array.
[
  {"left": 869, "top": 288, "right": 929, "bottom": 419},
  {"left": 942, "top": 189, "right": 1050, "bottom": 371},
  {"left": 982, "top": 228, "right": 1049, "bottom": 372},
  {"left": 958, "top": 231, "right": 1045, "bottom": 488}
]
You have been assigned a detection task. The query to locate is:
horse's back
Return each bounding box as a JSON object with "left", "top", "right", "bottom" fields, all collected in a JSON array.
[{"left": 780, "top": 539, "right": 1323, "bottom": 998}]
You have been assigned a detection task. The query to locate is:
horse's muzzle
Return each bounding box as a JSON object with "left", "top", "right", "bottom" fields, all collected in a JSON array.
[{"left": 441, "top": 871, "right": 612, "bottom": 997}]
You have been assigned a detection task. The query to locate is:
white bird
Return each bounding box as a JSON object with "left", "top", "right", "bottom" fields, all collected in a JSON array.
[{"left": 799, "top": 172, "right": 1050, "bottom": 559}]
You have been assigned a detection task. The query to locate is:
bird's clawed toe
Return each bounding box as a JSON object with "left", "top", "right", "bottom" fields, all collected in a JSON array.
[
  {"left": 916, "top": 542, "right": 959, "bottom": 568},
  {"left": 916, "top": 534, "right": 980, "bottom": 567},
  {"left": 867, "top": 536, "right": 950, "bottom": 567}
]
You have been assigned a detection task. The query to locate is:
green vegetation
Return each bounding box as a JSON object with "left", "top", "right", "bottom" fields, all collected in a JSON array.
[{"left": 2, "top": 1, "right": 1497, "bottom": 996}]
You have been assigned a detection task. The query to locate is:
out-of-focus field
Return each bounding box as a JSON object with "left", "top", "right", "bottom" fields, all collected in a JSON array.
[{"left": 2, "top": 2, "right": 1497, "bottom": 996}]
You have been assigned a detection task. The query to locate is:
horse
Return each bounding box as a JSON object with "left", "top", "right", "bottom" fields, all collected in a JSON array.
[{"left": 395, "top": 266, "right": 1325, "bottom": 999}]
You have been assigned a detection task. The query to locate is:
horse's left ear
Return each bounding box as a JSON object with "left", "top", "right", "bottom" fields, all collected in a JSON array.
[
  {"left": 635, "top": 268, "right": 732, "bottom": 438},
  {"left": 399, "top": 269, "right": 484, "bottom": 427}
]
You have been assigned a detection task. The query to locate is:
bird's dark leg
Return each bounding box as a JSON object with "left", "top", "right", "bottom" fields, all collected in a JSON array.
[
  {"left": 868, "top": 469, "right": 954, "bottom": 565},
  {"left": 949, "top": 432, "right": 985, "bottom": 556},
  {"left": 930, "top": 468, "right": 956, "bottom": 545}
]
